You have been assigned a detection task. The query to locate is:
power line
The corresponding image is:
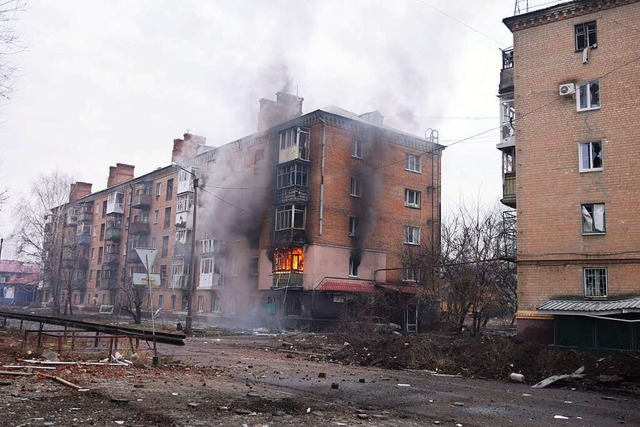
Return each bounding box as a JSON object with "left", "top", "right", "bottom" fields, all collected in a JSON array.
[
  {"left": 197, "top": 186, "right": 261, "bottom": 218},
  {"left": 413, "top": 0, "right": 509, "bottom": 47}
]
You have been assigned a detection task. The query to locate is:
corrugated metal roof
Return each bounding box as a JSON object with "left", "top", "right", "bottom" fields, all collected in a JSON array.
[
  {"left": 315, "top": 280, "right": 375, "bottom": 294},
  {"left": 538, "top": 297, "right": 640, "bottom": 315}
]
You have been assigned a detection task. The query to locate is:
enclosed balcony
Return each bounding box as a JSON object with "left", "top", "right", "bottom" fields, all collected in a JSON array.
[
  {"left": 500, "top": 210, "right": 517, "bottom": 261},
  {"left": 274, "top": 229, "right": 307, "bottom": 246},
  {"left": 276, "top": 186, "right": 309, "bottom": 205},
  {"left": 106, "top": 191, "right": 125, "bottom": 215},
  {"left": 105, "top": 226, "right": 122, "bottom": 241},
  {"left": 76, "top": 234, "right": 91, "bottom": 245},
  {"left": 131, "top": 194, "right": 152, "bottom": 209},
  {"left": 174, "top": 242, "right": 192, "bottom": 257},
  {"left": 175, "top": 211, "right": 192, "bottom": 229},
  {"left": 129, "top": 220, "right": 150, "bottom": 235},
  {"left": 501, "top": 172, "right": 516, "bottom": 208},
  {"left": 171, "top": 274, "right": 189, "bottom": 289},
  {"left": 499, "top": 48, "right": 513, "bottom": 95},
  {"left": 103, "top": 252, "right": 120, "bottom": 265}
]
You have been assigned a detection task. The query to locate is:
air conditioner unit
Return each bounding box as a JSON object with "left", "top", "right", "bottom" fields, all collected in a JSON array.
[{"left": 559, "top": 83, "right": 575, "bottom": 96}]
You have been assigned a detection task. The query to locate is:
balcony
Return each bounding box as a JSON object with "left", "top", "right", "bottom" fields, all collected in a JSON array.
[
  {"left": 77, "top": 212, "right": 93, "bottom": 223},
  {"left": 175, "top": 211, "right": 192, "bottom": 230},
  {"left": 131, "top": 194, "right": 152, "bottom": 209},
  {"left": 501, "top": 173, "right": 516, "bottom": 208},
  {"left": 105, "top": 227, "right": 122, "bottom": 241},
  {"left": 76, "top": 234, "right": 91, "bottom": 245},
  {"left": 100, "top": 277, "right": 118, "bottom": 290},
  {"left": 103, "top": 253, "right": 120, "bottom": 265},
  {"left": 499, "top": 48, "right": 513, "bottom": 95},
  {"left": 63, "top": 257, "right": 88, "bottom": 270},
  {"left": 129, "top": 220, "right": 150, "bottom": 235},
  {"left": 272, "top": 271, "right": 303, "bottom": 289},
  {"left": 171, "top": 274, "right": 189, "bottom": 289},
  {"left": 174, "top": 242, "right": 192, "bottom": 258},
  {"left": 106, "top": 191, "right": 125, "bottom": 215},
  {"left": 199, "top": 273, "right": 223, "bottom": 289},
  {"left": 274, "top": 229, "right": 307, "bottom": 246},
  {"left": 276, "top": 186, "right": 309, "bottom": 205},
  {"left": 500, "top": 210, "right": 517, "bottom": 261}
]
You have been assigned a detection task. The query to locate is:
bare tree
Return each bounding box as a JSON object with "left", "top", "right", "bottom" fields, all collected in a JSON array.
[
  {"left": 401, "top": 201, "right": 516, "bottom": 334},
  {"left": 117, "top": 274, "right": 144, "bottom": 324},
  {"left": 12, "top": 171, "right": 73, "bottom": 314},
  {"left": 1, "top": 0, "right": 25, "bottom": 102}
]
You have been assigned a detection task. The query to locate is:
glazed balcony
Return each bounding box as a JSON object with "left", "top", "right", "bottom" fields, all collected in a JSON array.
[
  {"left": 131, "top": 194, "right": 152, "bottom": 209},
  {"left": 174, "top": 242, "right": 192, "bottom": 258},
  {"left": 501, "top": 173, "right": 516, "bottom": 208},
  {"left": 272, "top": 271, "right": 303, "bottom": 289},
  {"left": 105, "top": 226, "right": 122, "bottom": 241},
  {"left": 77, "top": 212, "right": 93, "bottom": 223},
  {"left": 499, "top": 48, "right": 513, "bottom": 95},
  {"left": 129, "top": 220, "right": 150, "bottom": 235},
  {"left": 274, "top": 229, "right": 307, "bottom": 246},
  {"left": 103, "top": 253, "right": 120, "bottom": 265}
]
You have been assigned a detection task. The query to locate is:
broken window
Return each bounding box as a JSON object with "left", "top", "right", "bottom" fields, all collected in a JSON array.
[
  {"left": 404, "top": 226, "right": 421, "bottom": 245},
  {"left": 272, "top": 247, "right": 304, "bottom": 273},
  {"left": 348, "top": 256, "right": 359, "bottom": 277},
  {"left": 584, "top": 267, "right": 607, "bottom": 297},
  {"left": 405, "top": 189, "right": 421, "bottom": 208},
  {"left": 350, "top": 177, "right": 362, "bottom": 197},
  {"left": 275, "top": 204, "right": 305, "bottom": 230},
  {"left": 502, "top": 148, "right": 515, "bottom": 174},
  {"left": 279, "top": 127, "right": 310, "bottom": 160},
  {"left": 577, "top": 80, "right": 600, "bottom": 111},
  {"left": 352, "top": 139, "right": 363, "bottom": 159},
  {"left": 579, "top": 140, "right": 603, "bottom": 171},
  {"left": 402, "top": 266, "right": 420, "bottom": 282},
  {"left": 500, "top": 98, "right": 515, "bottom": 143},
  {"left": 575, "top": 21, "right": 597, "bottom": 51},
  {"left": 581, "top": 203, "right": 605, "bottom": 234},
  {"left": 348, "top": 216, "right": 359, "bottom": 237},
  {"left": 405, "top": 154, "right": 421, "bottom": 173}
]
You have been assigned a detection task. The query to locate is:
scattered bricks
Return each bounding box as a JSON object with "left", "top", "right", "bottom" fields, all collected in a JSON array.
[
  {"left": 318, "top": 372, "right": 326, "bottom": 378},
  {"left": 453, "top": 402, "right": 464, "bottom": 407},
  {"left": 356, "top": 413, "right": 369, "bottom": 420},
  {"left": 235, "top": 409, "right": 252, "bottom": 415},
  {"left": 187, "top": 402, "right": 199, "bottom": 407},
  {"left": 331, "top": 383, "right": 339, "bottom": 389},
  {"left": 133, "top": 384, "right": 144, "bottom": 388},
  {"left": 247, "top": 392, "right": 259, "bottom": 397}
]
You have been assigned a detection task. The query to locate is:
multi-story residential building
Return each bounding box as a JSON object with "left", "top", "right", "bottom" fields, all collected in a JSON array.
[
  {"left": 498, "top": 0, "right": 640, "bottom": 350},
  {"left": 45, "top": 93, "right": 443, "bottom": 331}
]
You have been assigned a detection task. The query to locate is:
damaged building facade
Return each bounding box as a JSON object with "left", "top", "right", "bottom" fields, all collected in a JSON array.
[
  {"left": 43, "top": 93, "right": 443, "bottom": 331},
  {"left": 498, "top": 0, "right": 640, "bottom": 349}
]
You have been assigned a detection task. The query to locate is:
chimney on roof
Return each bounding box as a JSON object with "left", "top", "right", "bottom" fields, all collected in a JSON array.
[
  {"left": 69, "top": 182, "right": 93, "bottom": 202},
  {"left": 257, "top": 91, "right": 304, "bottom": 132},
  {"left": 358, "top": 111, "right": 384, "bottom": 126},
  {"left": 107, "top": 163, "right": 135, "bottom": 188},
  {"left": 171, "top": 133, "right": 207, "bottom": 163}
]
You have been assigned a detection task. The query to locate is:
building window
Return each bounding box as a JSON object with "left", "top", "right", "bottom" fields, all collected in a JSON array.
[
  {"left": 273, "top": 248, "right": 303, "bottom": 272},
  {"left": 97, "top": 247, "right": 103, "bottom": 264},
  {"left": 575, "top": 21, "right": 597, "bottom": 51},
  {"left": 404, "top": 226, "right": 421, "bottom": 245},
  {"left": 402, "top": 266, "right": 420, "bottom": 282},
  {"left": 582, "top": 203, "right": 605, "bottom": 234},
  {"left": 275, "top": 204, "right": 305, "bottom": 230},
  {"left": 162, "top": 236, "right": 169, "bottom": 257},
  {"left": 170, "top": 295, "right": 176, "bottom": 310},
  {"left": 99, "top": 223, "right": 105, "bottom": 241},
  {"left": 279, "top": 127, "right": 310, "bottom": 160},
  {"left": 405, "top": 154, "right": 421, "bottom": 173},
  {"left": 102, "top": 200, "right": 107, "bottom": 218},
  {"left": 579, "top": 140, "right": 603, "bottom": 172},
  {"left": 249, "top": 257, "right": 259, "bottom": 276},
  {"left": 348, "top": 257, "right": 359, "bottom": 277},
  {"left": 405, "top": 189, "right": 421, "bottom": 208},
  {"left": 211, "top": 295, "right": 221, "bottom": 312},
  {"left": 155, "top": 182, "right": 162, "bottom": 198},
  {"left": 158, "top": 294, "right": 164, "bottom": 309},
  {"left": 151, "top": 237, "right": 157, "bottom": 249},
  {"left": 584, "top": 268, "right": 607, "bottom": 297},
  {"left": 160, "top": 265, "right": 167, "bottom": 286},
  {"left": 348, "top": 216, "right": 359, "bottom": 237},
  {"left": 166, "top": 179, "right": 173, "bottom": 201},
  {"left": 201, "top": 257, "right": 213, "bottom": 274},
  {"left": 197, "top": 295, "right": 204, "bottom": 312},
  {"left": 577, "top": 80, "right": 600, "bottom": 111},
  {"left": 352, "top": 139, "right": 363, "bottom": 159},
  {"left": 350, "top": 177, "right": 362, "bottom": 197},
  {"left": 164, "top": 207, "right": 171, "bottom": 229},
  {"left": 177, "top": 194, "right": 191, "bottom": 212}
]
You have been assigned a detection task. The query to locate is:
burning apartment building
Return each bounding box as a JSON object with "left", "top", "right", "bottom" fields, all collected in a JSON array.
[{"left": 43, "top": 92, "right": 443, "bottom": 331}]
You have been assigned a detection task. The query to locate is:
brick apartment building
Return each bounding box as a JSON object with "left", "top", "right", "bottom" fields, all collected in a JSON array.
[
  {"left": 498, "top": 0, "right": 640, "bottom": 349},
  {"left": 44, "top": 93, "right": 443, "bottom": 331}
]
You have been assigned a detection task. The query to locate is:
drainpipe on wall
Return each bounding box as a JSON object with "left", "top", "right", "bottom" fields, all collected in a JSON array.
[{"left": 319, "top": 117, "right": 326, "bottom": 235}]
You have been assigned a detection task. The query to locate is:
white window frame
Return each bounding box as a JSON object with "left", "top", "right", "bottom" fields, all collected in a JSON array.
[
  {"left": 581, "top": 203, "right": 605, "bottom": 234},
  {"left": 576, "top": 80, "right": 600, "bottom": 112},
  {"left": 348, "top": 257, "right": 359, "bottom": 277},
  {"left": 177, "top": 194, "right": 191, "bottom": 212},
  {"left": 350, "top": 177, "right": 362, "bottom": 197},
  {"left": 352, "top": 139, "right": 363, "bottom": 159},
  {"left": 578, "top": 140, "right": 603, "bottom": 172},
  {"left": 201, "top": 257, "right": 213, "bottom": 274},
  {"left": 275, "top": 204, "right": 306, "bottom": 231},
  {"left": 155, "top": 182, "right": 162, "bottom": 197},
  {"left": 583, "top": 267, "right": 607, "bottom": 297},
  {"left": 405, "top": 189, "right": 421, "bottom": 208},
  {"left": 402, "top": 266, "right": 420, "bottom": 282},
  {"left": 404, "top": 226, "right": 421, "bottom": 245},
  {"left": 348, "top": 216, "right": 359, "bottom": 237},
  {"left": 405, "top": 153, "right": 421, "bottom": 173},
  {"left": 211, "top": 295, "right": 221, "bottom": 312}
]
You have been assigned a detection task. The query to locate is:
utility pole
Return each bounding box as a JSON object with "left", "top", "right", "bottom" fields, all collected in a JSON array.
[{"left": 172, "top": 163, "right": 198, "bottom": 335}]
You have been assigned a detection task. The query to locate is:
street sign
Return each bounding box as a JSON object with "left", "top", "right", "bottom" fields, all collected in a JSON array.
[
  {"left": 132, "top": 273, "right": 161, "bottom": 286},
  {"left": 134, "top": 248, "right": 158, "bottom": 272}
]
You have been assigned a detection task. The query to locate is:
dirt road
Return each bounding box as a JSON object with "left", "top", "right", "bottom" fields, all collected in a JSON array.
[{"left": 1, "top": 331, "right": 638, "bottom": 426}]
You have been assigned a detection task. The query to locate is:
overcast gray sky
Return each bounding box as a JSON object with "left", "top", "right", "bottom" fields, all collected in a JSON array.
[{"left": 0, "top": 0, "right": 516, "bottom": 258}]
